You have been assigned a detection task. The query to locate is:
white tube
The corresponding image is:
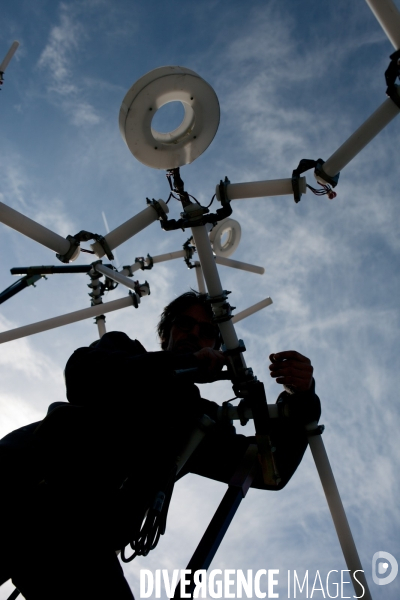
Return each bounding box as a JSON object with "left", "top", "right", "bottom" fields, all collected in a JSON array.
[
  {"left": 194, "top": 261, "right": 206, "bottom": 294},
  {"left": 190, "top": 225, "right": 242, "bottom": 353},
  {"left": 307, "top": 430, "right": 372, "bottom": 600},
  {"left": 0, "top": 41, "right": 19, "bottom": 73},
  {"left": 152, "top": 249, "right": 186, "bottom": 263},
  {"left": 176, "top": 415, "right": 215, "bottom": 474},
  {"left": 219, "top": 403, "right": 278, "bottom": 422},
  {"left": 94, "top": 264, "right": 143, "bottom": 292},
  {"left": 323, "top": 94, "right": 400, "bottom": 178},
  {"left": 215, "top": 177, "right": 306, "bottom": 201},
  {"left": 96, "top": 316, "right": 107, "bottom": 338},
  {"left": 0, "top": 201, "right": 73, "bottom": 257},
  {"left": 365, "top": 0, "right": 400, "bottom": 49},
  {"left": 119, "top": 263, "right": 142, "bottom": 277},
  {"left": 0, "top": 296, "right": 137, "bottom": 344},
  {"left": 232, "top": 298, "right": 273, "bottom": 324},
  {"left": 91, "top": 200, "right": 169, "bottom": 258},
  {"left": 215, "top": 256, "right": 265, "bottom": 275},
  {"left": 119, "top": 249, "right": 186, "bottom": 277}
]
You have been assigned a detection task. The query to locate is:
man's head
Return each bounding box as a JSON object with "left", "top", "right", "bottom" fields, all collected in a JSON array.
[{"left": 157, "top": 291, "right": 222, "bottom": 352}]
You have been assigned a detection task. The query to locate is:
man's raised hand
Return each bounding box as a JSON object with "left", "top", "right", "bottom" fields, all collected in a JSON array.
[{"left": 268, "top": 350, "right": 313, "bottom": 392}]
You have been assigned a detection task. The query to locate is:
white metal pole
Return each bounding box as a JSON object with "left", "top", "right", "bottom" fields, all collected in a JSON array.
[
  {"left": 307, "top": 428, "right": 372, "bottom": 600},
  {"left": 194, "top": 261, "right": 206, "bottom": 294},
  {"left": 91, "top": 201, "right": 169, "bottom": 258},
  {"left": 94, "top": 264, "right": 144, "bottom": 292},
  {"left": 119, "top": 249, "right": 186, "bottom": 277},
  {"left": 190, "top": 225, "right": 244, "bottom": 354},
  {"left": 365, "top": 0, "right": 400, "bottom": 49},
  {"left": 0, "top": 296, "right": 138, "bottom": 344},
  {"left": 152, "top": 249, "right": 186, "bottom": 263},
  {"left": 232, "top": 297, "right": 273, "bottom": 324},
  {"left": 96, "top": 316, "right": 107, "bottom": 338},
  {"left": 0, "top": 201, "right": 74, "bottom": 257},
  {"left": 215, "top": 177, "right": 307, "bottom": 201},
  {"left": 322, "top": 93, "right": 400, "bottom": 178},
  {"left": 119, "top": 263, "right": 142, "bottom": 277},
  {"left": 220, "top": 403, "right": 278, "bottom": 422},
  {"left": 215, "top": 256, "right": 265, "bottom": 275},
  {"left": 0, "top": 41, "right": 19, "bottom": 73}
]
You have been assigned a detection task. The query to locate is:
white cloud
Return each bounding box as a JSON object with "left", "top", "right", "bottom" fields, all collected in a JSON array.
[{"left": 37, "top": 5, "right": 102, "bottom": 126}]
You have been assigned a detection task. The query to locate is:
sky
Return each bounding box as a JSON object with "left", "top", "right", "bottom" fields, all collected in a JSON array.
[{"left": 1, "top": 0, "right": 400, "bottom": 598}]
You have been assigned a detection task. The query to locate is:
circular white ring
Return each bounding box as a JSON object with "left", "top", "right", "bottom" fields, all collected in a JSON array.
[
  {"left": 209, "top": 218, "right": 242, "bottom": 257},
  {"left": 119, "top": 66, "right": 220, "bottom": 170}
]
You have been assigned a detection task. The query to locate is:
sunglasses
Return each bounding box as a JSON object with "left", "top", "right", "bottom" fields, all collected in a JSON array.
[{"left": 172, "top": 315, "right": 219, "bottom": 340}]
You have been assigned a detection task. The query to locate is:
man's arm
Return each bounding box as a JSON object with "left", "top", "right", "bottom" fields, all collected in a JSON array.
[{"left": 183, "top": 351, "right": 320, "bottom": 491}]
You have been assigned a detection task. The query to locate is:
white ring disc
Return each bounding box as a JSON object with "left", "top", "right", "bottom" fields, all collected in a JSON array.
[
  {"left": 209, "top": 218, "right": 242, "bottom": 257},
  {"left": 119, "top": 66, "right": 220, "bottom": 169}
]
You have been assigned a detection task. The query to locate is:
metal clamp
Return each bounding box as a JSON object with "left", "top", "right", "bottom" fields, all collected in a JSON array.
[
  {"left": 385, "top": 49, "right": 400, "bottom": 109},
  {"left": 56, "top": 234, "right": 81, "bottom": 264},
  {"left": 134, "top": 254, "right": 154, "bottom": 270},
  {"left": 147, "top": 198, "right": 169, "bottom": 222},
  {"left": 306, "top": 423, "right": 325, "bottom": 437},
  {"left": 314, "top": 159, "right": 340, "bottom": 188}
]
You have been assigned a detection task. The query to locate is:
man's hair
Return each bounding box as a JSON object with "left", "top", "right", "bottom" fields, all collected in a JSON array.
[{"left": 157, "top": 291, "right": 222, "bottom": 350}]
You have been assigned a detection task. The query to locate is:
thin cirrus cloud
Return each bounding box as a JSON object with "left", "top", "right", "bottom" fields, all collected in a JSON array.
[{"left": 37, "top": 8, "right": 101, "bottom": 126}]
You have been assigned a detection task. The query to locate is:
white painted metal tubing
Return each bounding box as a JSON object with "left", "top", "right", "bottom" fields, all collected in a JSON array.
[
  {"left": 0, "top": 296, "right": 137, "bottom": 344},
  {"left": 365, "top": 0, "right": 400, "bottom": 49},
  {"left": 215, "top": 256, "right": 265, "bottom": 275},
  {"left": 0, "top": 41, "right": 19, "bottom": 73},
  {"left": 91, "top": 200, "right": 169, "bottom": 258},
  {"left": 94, "top": 264, "right": 143, "bottom": 292},
  {"left": 119, "top": 249, "right": 186, "bottom": 277},
  {"left": 232, "top": 297, "right": 273, "bottom": 324},
  {"left": 119, "top": 263, "right": 142, "bottom": 277},
  {"left": 219, "top": 403, "right": 278, "bottom": 422},
  {"left": 307, "top": 429, "right": 372, "bottom": 600},
  {"left": 96, "top": 316, "right": 107, "bottom": 338},
  {"left": 190, "top": 225, "right": 243, "bottom": 354},
  {"left": 323, "top": 92, "right": 400, "bottom": 178},
  {"left": 0, "top": 201, "right": 73, "bottom": 256},
  {"left": 176, "top": 415, "right": 215, "bottom": 474},
  {"left": 215, "top": 177, "right": 306, "bottom": 201},
  {"left": 194, "top": 261, "right": 206, "bottom": 294},
  {"left": 152, "top": 249, "right": 186, "bottom": 263}
]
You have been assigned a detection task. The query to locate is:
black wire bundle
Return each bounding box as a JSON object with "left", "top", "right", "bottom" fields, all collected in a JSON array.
[
  {"left": 306, "top": 183, "right": 337, "bottom": 199},
  {"left": 120, "top": 465, "right": 177, "bottom": 563}
]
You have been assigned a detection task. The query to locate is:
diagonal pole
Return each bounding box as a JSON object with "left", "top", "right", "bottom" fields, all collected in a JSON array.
[{"left": 307, "top": 425, "right": 373, "bottom": 600}]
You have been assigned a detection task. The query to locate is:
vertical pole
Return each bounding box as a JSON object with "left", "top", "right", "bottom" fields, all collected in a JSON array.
[
  {"left": 194, "top": 261, "right": 206, "bottom": 294},
  {"left": 190, "top": 225, "right": 245, "bottom": 356},
  {"left": 95, "top": 315, "right": 106, "bottom": 338}
]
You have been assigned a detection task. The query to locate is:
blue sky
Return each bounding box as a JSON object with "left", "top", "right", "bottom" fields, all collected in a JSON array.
[{"left": 1, "top": 0, "right": 400, "bottom": 598}]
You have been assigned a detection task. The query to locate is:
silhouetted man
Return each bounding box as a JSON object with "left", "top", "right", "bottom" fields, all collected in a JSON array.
[{"left": 1, "top": 291, "right": 319, "bottom": 599}]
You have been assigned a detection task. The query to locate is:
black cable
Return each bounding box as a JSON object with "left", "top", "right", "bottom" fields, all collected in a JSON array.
[
  {"left": 187, "top": 194, "right": 201, "bottom": 206},
  {"left": 120, "top": 465, "right": 177, "bottom": 562},
  {"left": 7, "top": 588, "right": 20, "bottom": 599},
  {"left": 306, "top": 183, "right": 337, "bottom": 199},
  {"left": 206, "top": 194, "right": 216, "bottom": 209}
]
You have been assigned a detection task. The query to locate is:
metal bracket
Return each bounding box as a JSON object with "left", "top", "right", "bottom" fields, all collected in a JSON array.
[
  {"left": 314, "top": 159, "right": 340, "bottom": 188},
  {"left": 385, "top": 49, "right": 400, "bottom": 109},
  {"left": 146, "top": 198, "right": 169, "bottom": 222},
  {"left": 306, "top": 423, "right": 325, "bottom": 437},
  {"left": 183, "top": 238, "right": 196, "bottom": 269},
  {"left": 134, "top": 253, "right": 154, "bottom": 270}
]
